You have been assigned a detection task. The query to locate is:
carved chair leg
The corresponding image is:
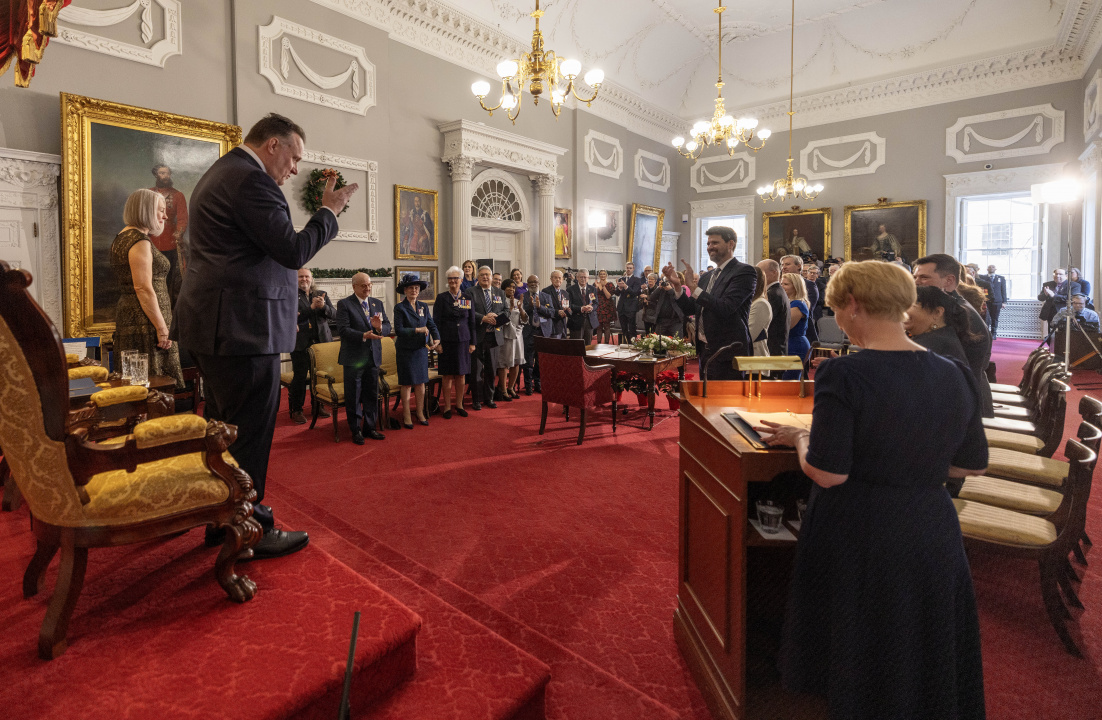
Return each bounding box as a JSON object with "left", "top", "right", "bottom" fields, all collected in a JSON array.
[
  {"left": 1058, "top": 567, "right": 1084, "bottom": 610},
  {"left": 23, "top": 541, "right": 58, "bottom": 599},
  {"left": 215, "top": 516, "right": 261, "bottom": 604},
  {"left": 1083, "top": 531, "right": 1093, "bottom": 547},
  {"left": 332, "top": 402, "right": 340, "bottom": 443},
  {"left": 39, "top": 540, "right": 87, "bottom": 660},
  {"left": 1072, "top": 541, "right": 1088, "bottom": 566},
  {"left": 539, "top": 401, "right": 548, "bottom": 435},
  {"left": 308, "top": 401, "right": 319, "bottom": 429},
  {"left": 1040, "top": 556, "right": 1081, "bottom": 656},
  {"left": 578, "top": 408, "right": 587, "bottom": 445}
]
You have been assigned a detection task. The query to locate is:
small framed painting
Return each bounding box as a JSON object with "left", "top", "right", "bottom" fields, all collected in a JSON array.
[
  {"left": 554, "top": 207, "right": 572, "bottom": 260},
  {"left": 394, "top": 185, "right": 439, "bottom": 260},
  {"left": 844, "top": 199, "right": 927, "bottom": 263},
  {"left": 394, "top": 266, "right": 438, "bottom": 304}
]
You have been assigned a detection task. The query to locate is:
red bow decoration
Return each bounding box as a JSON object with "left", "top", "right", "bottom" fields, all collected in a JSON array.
[{"left": 1, "top": 0, "right": 73, "bottom": 88}]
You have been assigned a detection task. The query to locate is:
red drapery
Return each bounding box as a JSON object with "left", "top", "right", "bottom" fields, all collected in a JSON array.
[{"left": 0, "top": 0, "right": 72, "bottom": 87}]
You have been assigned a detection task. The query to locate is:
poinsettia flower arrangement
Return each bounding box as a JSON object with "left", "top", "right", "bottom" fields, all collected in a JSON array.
[{"left": 655, "top": 370, "right": 694, "bottom": 396}]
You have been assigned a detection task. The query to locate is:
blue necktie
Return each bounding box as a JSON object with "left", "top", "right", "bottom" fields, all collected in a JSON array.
[
  {"left": 361, "top": 299, "right": 369, "bottom": 312},
  {"left": 485, "top": 289, "right": 491, "bottom": 308}
]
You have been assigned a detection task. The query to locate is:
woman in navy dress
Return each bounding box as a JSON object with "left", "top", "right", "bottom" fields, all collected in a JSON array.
[
  {"left": 394, "top": 274, "right": 441, "bottom": 429},
  {"left": 782, "top": 272, "right": 811, "bottom": 379},
  {"left": 460, "top": 260, "right": 477, "bottom": 292},
  {"left": 433, "top": 266, "right": 477, "bottom": 419},
  {"left": 758, "top": 261, "right": 988, "bottom": 720}
]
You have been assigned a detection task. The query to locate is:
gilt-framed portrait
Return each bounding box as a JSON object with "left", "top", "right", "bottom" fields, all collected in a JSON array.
[
  {"left": 627, "top": 203, "right": 665, "bottom": 272},
  {"left": 60, "top": 93, "right": 240, "bottom": 339},
  {"left": 844, "top": 199, "right": 927, "bottom": 263},
  {"left": 394, "top": 266, "right": 438, "bottom": 304},
  {"left": 583, "top": 199, "right": 624, "bottom": 254},
  {"left": 394, "top": 185, "right": 438, "bottom": 261},
  {"left": 554, "top": 207, "right": 572, "bottom": 260},
  {"left": 762, "top": 207, "right": 832, "bottom": 262}
]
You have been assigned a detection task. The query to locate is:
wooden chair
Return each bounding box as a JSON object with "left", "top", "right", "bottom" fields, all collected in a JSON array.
[
  {"left": 983, "top": 376, "right": 1068, "bottom": 441},
  {"left": 989, "top": 347, "right": 1053, "bottom": 395},
  {"left": 0, "top": 261, "right": 261, "bottom": 659},
  {"left": 307, "top": 340, "right": 346, "bottom": 442},
  {"left": 533, "top": 337, "right": 616, "bottom": 445}
]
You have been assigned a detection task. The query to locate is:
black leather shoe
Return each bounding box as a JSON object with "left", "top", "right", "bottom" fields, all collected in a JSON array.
[
  {"left": 500, "top": 395, "right": 512, "bottom": 402},
  {"left": 403, "top": 422, "right": 414, "bottom": 429},
  {"left": 351, "top": 431, "right": 365, "bottom": 445},
  {"left": 442, "top": 410, "right": 452, "bottom": 419},
  {"left": 454, "top": 407, "right": 468, "bottom": 418},
  {"left": 366, "top": 429, "right": 385, "bottom": 441},
  {"left": 290, "top": 411, "right": 307, "bottom": 424},
  {"left": 524, "top": 388, "right": 533, "bottom": 396},
  {"left": 240, "top": 528, "right": 309, "bottom": 562},
  {"left": 417, "top": 418, "right": 429, "bottom": 426},
  {"left": 485, "top": 400, "right": 497, "bottom": 409},
  {"left": 471, "top": 403, "right": 482, "bottom": 411}
]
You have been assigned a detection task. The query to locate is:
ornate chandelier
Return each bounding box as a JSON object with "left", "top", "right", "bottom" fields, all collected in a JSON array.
[
  {"left": 758, "top": 0, "right": 823, "bottom": 202},
  {"left": 673, "top": 1, "right": 769, "bottom": 160},
  {"left": 471, "top": 0, "right": 604, "bottom": 124}
]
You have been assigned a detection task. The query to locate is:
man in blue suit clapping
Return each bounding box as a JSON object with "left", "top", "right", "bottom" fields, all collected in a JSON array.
[{"left": 336, "top": 273, "right": 391, "bottom": 444}]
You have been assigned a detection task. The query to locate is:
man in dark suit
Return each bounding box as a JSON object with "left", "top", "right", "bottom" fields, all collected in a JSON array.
[
  {"left": 1037, "top": 268, "right": 1081, "bottom": 338},
  {"left": 980, "top": 264, "right": 1008, "bottom": 336},
  {"left": 756, "top": 258, "right": 790, "bottom": 357},
  {"left": 566, "top": 268, "right": 600, "bottom": 343},
  {"left": 173, "top": 113, "right": 359, "bottom": 559},
  {"left": 522, "top": 274, "right": 555, "bottom": 394},
  {"left": 543, "top": 270, "right": 569, "bottom": 339},
  {"left": 289, "top": 267, "right": 335, "bottom": 424},
  {"left": 465, "top": 265, "right": 509, "bottom": 409},
  {"left": 615, "top": 261, "right": 643, "bottom": 342},
  {"left": 335, "top": 273, "right": 390, "bottom": 444},
  {"left": 663, "top": 226, "right": 756, "bottom": 380}
]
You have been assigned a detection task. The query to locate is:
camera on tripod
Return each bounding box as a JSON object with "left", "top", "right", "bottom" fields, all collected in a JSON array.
[
  {"left": 878, "top": 250, "right": 896, "bottom": 262},
  {"left": 561, "top": 266, "right": 582, "bottom": 287}
]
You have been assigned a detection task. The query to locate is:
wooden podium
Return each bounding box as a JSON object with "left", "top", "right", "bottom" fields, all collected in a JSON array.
[{"left": 674, "top": 380, "right": 813, "bottom": 720}]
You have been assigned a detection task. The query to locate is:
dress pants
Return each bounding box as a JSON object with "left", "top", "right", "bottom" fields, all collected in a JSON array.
[
  {"left": 288, "top": 348, "right": 310, "bottom": 413},
  {"left": 988, "top": 304, "right": 1001, "bottom": 336},
  {"left": 569, "top": 322, "right": 594, "bottom": 344},
  {"left": 192, "top": 352, "right": 278, "bottom": 531},
  {"left": 343, "top": 362, "right": 379, "bottom": 432},
  {"left": 469, "top": 337, "right": 498, "bottom": 403},
  {"left": 618, "top": 313, "right": 637, "bottom": 342},
  {"left": 522, "top": 331, "right": 542, "bottom": 389}
]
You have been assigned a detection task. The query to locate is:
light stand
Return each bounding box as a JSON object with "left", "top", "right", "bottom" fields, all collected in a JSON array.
[{"left": 1032, "top": 179, "right": 1084, "bottom": 376}]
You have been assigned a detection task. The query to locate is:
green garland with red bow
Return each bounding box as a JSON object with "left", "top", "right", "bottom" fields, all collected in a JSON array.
[{"left": 302, "top": 168, "right": 349, "bottom": 216}]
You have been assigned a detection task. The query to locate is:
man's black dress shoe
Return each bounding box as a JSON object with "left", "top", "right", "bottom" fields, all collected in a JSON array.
[
  {"left": 471, "top": 403, "right": 482, "bottom": 411},
  {"left": 352, "top": 431, "right": 365, "bottom": 445},
  {"left": 290, "top": 411, "right": 307, "bottom": 424},
  {"left": 485, "top": 400, "right": 497, "bottom": 409},
  {"left": 524, "top": 388, "right": 533, "bottom": 396},
  {"left": 454, "top": 407, "right": 468, "bottom": 418},
  {"left": 239, "top": 528, "right": 309, "bottom": 562},
  {"left": 442, "top": 410, "right": 452, "bottom": 419},
  {"left": 366, "top": 429, "right": 385, "bottom": 440}
]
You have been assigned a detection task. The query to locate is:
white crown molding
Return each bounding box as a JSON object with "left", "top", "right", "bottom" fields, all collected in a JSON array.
[
  {"left": 634, "top": 149, "right": 670, "bottom": 192},
  {"left": 56, "top": 0, "right": 182, "bottom": 68},
  {"left": 258, "top": 17, "right": 377, "bottom": 116},
  {"left": 439, "top": 120, "right": 567, "bottom": 176},
  {"left": 945, "top": 103, "right": 1064, "bottom": 164},
  {"left": 690, "top": 153, "right": 756, "bottom": 193},
  {"left": 584, "top": 130, "right": 623, "bottom": 179},
  {"left": 301, "top": 149, "right": 379, "bottom": 242},
  {"left": 799, "top": 132, "right": 886, "bottom": 180}
]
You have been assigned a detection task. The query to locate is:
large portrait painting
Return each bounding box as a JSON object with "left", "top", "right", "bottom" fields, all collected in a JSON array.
[
  {"left": 844, "top": 199, "right": 927, "bottom": 263},
  {"left": 627, "top": 203, "right": 665, "bottom": 272},
  {"left": 583, "top": 199, "right": 624, "bottom": 254},
  {"left": 762, "top": 207, "right": 832, "bottom": 262},
  {"left": 61, "top": 93, "right": 240, "bottom": 339},
  {"left": 394, "top": 266, "right": 438, "bottom": 304},
  {"left": 554, "top": 207, "right": 572, "bottom": 260},
  {"left": 395, "top": 185, "right": 438, "bottom": 261}
]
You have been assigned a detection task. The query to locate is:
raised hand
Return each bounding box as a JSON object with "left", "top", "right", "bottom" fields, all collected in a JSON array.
[
  {"left": 679, "top": 260, "right": 699, "bottom": 291},
  {"left": 321, "top": 174, "right": 360, "bottom": 215}
]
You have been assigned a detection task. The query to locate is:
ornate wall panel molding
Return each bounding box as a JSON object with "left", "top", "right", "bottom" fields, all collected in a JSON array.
[
  {"left": 1086, "top": 70, "right": 1102, "bottom": 142},
  {"left": 301, "top": 149, "right": 379, "bottom": 242},
  {"left": 258, "top": 17, "right": 376, "bottom": 116},
  {"left": 1081, "top": 141, "right": 1102, "bottom": 175},
  {"left": 945, "top": 104, "right": 1064, "bottom": 164},
  {"left": 56, "top": 0, "right": 182, "bottom": 68},
  {"left": 584, "top": 130, "right": 623, "bottom": 180},
  {"left": 799, "top": 132, "right": 886, "bottom": 181},
  {"left": 690, "top": 154, "right": 755, "bottom": 193},
  {"left": 634, "top": 149, "right": 670, "bottom": 193},
  {"left": 439, "top": 120, "right": 567, "bottom": 176}
]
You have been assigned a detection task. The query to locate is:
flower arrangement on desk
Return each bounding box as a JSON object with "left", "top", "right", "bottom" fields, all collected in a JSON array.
[
  {"left": 655, "top": 370, "right": 694, "bottom": 397},
  {"left": 631, "top": 333, "right": 695, "bottom": 357}
]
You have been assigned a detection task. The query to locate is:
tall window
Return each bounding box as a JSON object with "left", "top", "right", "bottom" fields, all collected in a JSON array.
[
  {"left": 959, "top": 193, "right": 1040, "bottom": 300},
  {"left": 697, "top": 215, "right": 748, "bottom": 271}
]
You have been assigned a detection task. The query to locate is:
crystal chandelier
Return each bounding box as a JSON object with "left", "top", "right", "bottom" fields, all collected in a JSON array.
[
  {"left": 471, "top": 0, "right": 604, "bottom": 124},
  {"left": 672, "top": 1, "right": 769, "bottom": 160},
  {"left": 758, "top": 0, "right": 822, "bottom": 202}
]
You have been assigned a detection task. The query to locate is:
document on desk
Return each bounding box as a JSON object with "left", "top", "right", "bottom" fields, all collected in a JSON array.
[
  {"left": 722, "top": 409, "right": 813, "bottom": 448},
  {"left": 587, "top": 349, "right": 640, "bottom": 360}
]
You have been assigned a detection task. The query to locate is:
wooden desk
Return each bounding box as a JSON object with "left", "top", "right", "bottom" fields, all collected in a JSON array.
[
  {"left": 583, "top": 344, "right": 688, "bottom": 429},
  {"left": 674, "top": 380, "right": 813, "bottom": 720}
]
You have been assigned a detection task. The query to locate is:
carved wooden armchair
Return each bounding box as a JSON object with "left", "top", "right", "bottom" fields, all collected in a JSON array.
[{"left": 0, "top": 261, "right": 261, "bottom": 659}]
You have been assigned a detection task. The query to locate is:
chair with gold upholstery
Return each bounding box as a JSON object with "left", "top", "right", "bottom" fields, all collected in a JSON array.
[
  {"left": 307, "top": 340, "right": 345, "bottom": 442},
  {"left": 989, "top": 347, "right": 1053, "bottom": 395},
  {"left": 0, "top": 261, "right": 261, "bottom": 659}
]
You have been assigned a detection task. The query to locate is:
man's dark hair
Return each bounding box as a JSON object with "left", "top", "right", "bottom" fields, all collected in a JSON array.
[
  {"left": 913, "top": 253, "right": 961, "bottom": 279},
  {"left": 151, "top": 163, "right": 169, "bottom": 176},
  {"left": 705, "top": 226, "right": 737, "bottom": 245},
  {"left": 244, "top": 113, "right": 306, "bottom": 146}
]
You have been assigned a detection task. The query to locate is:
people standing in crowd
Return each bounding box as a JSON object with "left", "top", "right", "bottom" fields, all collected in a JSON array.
[
  {"left": 662, "top": 226, "right": 757, "bottom": 380},
  {"left": 640, "top": 272, "right": 659, "bottom": 335},
  {"left": 781, "top": 272, "right": 811, "bottom": 378},
  {"left": 466, "top": 265, "right": 509, "bottom": 409},
  {"left": 806, "top": 265, "right": 825, "bottom": 329},
  {"left": 567, "top": 268, "right": 600, "bottom": 343},
  {"left": 756, "top": 258, "right": 790, "bottom": 358},
  {"left": 111, "top": 188, "right": 185, "bottom": 390},
  {"left": 914, "top": 254, "right": 994, "bottom": 417},
  {"left": 544, "top": 270, "right": 569, "bottom": 339},
  {"left": 616, "top": 261, "right": 644, "bottom": 342},
  {"left": 1038, "top": 268, "right": 1080, "bottom": 338},
  {"left": 174, "top": 113, "right": 358, "bottom": 558},
  {"left": 288, "top": 267, "right": 334, "bottom": 424},
  {"left": 957, "top": 270, "right": 988, "bottom": 319},
  {"left": 979, "top": 264, "right": 1007, "bottom": 336},
  {"left": 460, "top": 260, "right": 477, "bottom": 291},
  {"left": 595, "top": 269, "right": 617, "bottom": 344},
  {"left": 756, "top": 260, "right": 987, "bottom": 720},
  {"left": 1069, "top": 267, "right": 1091, "bottom": 307},
  {"left": 904, "top": 286, "right": 973, "bottom": 364},
  {"left": 494, "top": 279, "right": 527, "bottom": 400},
  {"left": 492, "top": 272, "right": 503, "bottom": 289},
  {"left": 433, "top": 266, "right": 476, "bottom": 419},
  {"left": 336, "top": 273, "right": 390, "bottom": 444},
  {"left": 522, "top": 275, "right": 555, "bottom": 394},
  {"left": 748, "top": 266, "right": 773, "bottom": 357},
  {"left": 782, "top": 255, "right": 819, "bottom": 344},
  {"left": 650, "top": 272, "right": 685, "bottom": 337},
  {"left": 393, "top": 273, "right": 441, "bottom": 429},
  {"left": 510, "top": 268, "right": 527, "bottom": 301}
]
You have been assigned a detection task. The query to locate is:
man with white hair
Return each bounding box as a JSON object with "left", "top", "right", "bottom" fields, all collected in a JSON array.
[
  {"left": 335, "top": 273, "right": 390, "bottom": 443},
  {"left": 465, "top": 265, "right": 509, "bottom": 409},
  {"left": 567, "top": 268, "right": 600, "bottom": 343}
]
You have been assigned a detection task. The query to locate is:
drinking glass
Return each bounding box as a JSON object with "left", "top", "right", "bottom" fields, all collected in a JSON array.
[
  {"left": 130, "top": 353, "right": 149, "bottom": 387},
  {"left": 120, "top": 349, "right": 138, "bottom": 382},
  {"left": 755, "top": 500, "right": 784, "bottom": 534},
  {"left": 796, "top": 498, "right": 808, "bottom": 522}
]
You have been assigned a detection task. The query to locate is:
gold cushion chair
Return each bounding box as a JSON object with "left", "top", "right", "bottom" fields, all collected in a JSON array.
[
  {"left": 989, "top": 347, "right": 1053, "bottom": 395},
  {"left": 307, "top": 340, "right": 345, "bottom": 442},
  {"left": 983, "top": 376, "right": 1068, "bottom": 447},
  {"left": 0, "top": 262, "right": 261, "bottom": 659}
]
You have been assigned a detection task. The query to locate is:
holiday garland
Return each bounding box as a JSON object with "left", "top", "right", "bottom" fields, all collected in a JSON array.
[{"left": 302, "top": 168, "right": 349, "bottom": 216}]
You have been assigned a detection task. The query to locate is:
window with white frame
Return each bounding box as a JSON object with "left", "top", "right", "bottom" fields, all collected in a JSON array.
[
  {"left": 697, "top": 215, "right": 748, "bottom": 271},
  {"left": 959, "top": 192, "right": 1040, "bottom": 300}
]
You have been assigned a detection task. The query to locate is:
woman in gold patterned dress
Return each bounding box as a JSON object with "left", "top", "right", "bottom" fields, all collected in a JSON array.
[{"left": 110, "top": 188, "right": 184, "bottom": 388}]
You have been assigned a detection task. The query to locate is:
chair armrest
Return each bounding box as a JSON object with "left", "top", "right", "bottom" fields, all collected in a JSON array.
[
  {"left": 583, "top": 362, "right": 615, "bottom": 375},
  {"left": 315, "top": 370, "right": 333, "bottom": 380},
  {"left": 90, "top": 385, "right": 148, "bottom": 407}
]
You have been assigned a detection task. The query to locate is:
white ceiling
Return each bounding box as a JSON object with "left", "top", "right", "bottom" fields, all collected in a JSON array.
[{"left": 458, "top": 0, "right": 1079, "bottom": 122}]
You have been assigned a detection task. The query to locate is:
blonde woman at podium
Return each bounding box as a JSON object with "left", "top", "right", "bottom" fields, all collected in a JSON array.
[{"left": 755, "top": 260, "right": 988, "bottom": 720}]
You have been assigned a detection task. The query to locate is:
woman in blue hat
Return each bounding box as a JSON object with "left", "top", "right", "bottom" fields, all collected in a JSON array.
[{"left": 393, "top": 273, "right": 441, "bottom": 428}]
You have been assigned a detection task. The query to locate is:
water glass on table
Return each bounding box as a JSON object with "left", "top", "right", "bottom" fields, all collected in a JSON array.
[
  {"left": 130, "top": 353, "right": 149, "bottom": 387},
  {"left": 755, "top": 500, "right": 785, "bottom": 534},
  {"left": 120, "top": 349, "right": 137, "bottom": 382}
]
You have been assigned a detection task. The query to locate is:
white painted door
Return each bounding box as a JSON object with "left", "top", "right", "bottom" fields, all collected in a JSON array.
[{"left": 471, "top": 230, "right": 516, "bottom": 276}]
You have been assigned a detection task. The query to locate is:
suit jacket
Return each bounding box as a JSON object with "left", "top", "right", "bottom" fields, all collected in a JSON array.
[
  {"left": 615, "top": 275, "right": 644, "bottom": 316},
  {"left": 542, "top": 284, "right": 569, "bottom": 337},
  {"left": 336, "top": 294, "right": 391, "bottom": 368},
  {"left": 980, "top": 273, "right": 1007, "bottom": 304},
  {"left": 465, "top": 284, "right": 509, "bottom": 347},
  {"left": 173, "top": 147, "right": 339, "bottom": 355},
  {"left": 1038, "top": 279, "right": 1082, "bottom": 320},
  {"left": 295, "top": 288, "right": 335, "bottom": 351},
  {"left": 433, "top": 291, "right": 476, "bottom": 345},
  {"left": 950, "top": 289, "right": 994, "bottom": 417},
  {"left": 803, "top": 277, "right": 819, "bottom": 315},
  {"left": 764, "top": 282, "right": 790, "bottom": 356},
  {"left": 522, "top": 290, "right": 555, "bottom": 338},
  {"left": 674, "top": 259, "right": 757, "bottom": 356},
  {"left": 567, "top": 283, "right": 600, "bottom": 331}
]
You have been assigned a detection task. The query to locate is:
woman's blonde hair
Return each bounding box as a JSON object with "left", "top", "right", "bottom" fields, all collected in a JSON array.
[
  {"left": 824, "top": 260, "right": 916, "bottom": 322},
  {"left": 123, "top": 189, "right": 164, "bottom": 235},
  {"left": 781, "top": 272, "right": 808, "bottom": 303}
]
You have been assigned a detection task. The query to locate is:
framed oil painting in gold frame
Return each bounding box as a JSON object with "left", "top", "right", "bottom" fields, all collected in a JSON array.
[
  {"left": 554, "top": 207, "right": 572, "bottom": 260},
  {"left": 844, "top": 199, "right": 927, "bottom": 263},
  {"left": 762, "top": 207, "right": 832, "bottom": 262},
  {"left": 60, "top": 92, "right": 241, "bottom": 339},
  {"left": 627, "top": 203, "right": 664, "bottom": 272},
  {"left": 394, "top": 185, "right": 439, "bottom": 261},
  {"left": 394, "top": 266, "right": 438, "bottom": 304}
]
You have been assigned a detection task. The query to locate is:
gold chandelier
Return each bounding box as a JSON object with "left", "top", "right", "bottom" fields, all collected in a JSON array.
[
  {"left": 673, "top": 1, "right": 769, "bottom": 160},
  {"left": 471, "top": 0, "right": 604, "bottom": 124},
  {"left": 758, "top": 0, "right": 822, "bottom": 202}
]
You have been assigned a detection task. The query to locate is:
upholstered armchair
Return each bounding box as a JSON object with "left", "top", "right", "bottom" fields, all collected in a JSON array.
[
  {"left": 308, "top": 340, "right": 345, "bottom": 441},
  {"left": 0, "top": 261, "right": 261, "bottom": 659},
  {"left": 533, "top": 337, "right": 616, "bottom": 445}
]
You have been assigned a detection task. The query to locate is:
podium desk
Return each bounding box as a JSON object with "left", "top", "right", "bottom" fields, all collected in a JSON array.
[{"left": 674, "top": 380, "right": 813, "bottom": 720}]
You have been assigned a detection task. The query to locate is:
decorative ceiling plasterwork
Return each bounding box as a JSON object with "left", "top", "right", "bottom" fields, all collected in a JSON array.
[
  {"left": 945, "top": 104, "right": 1065, "bottom": 164},
  {"left": 1086, "top": 70, "right": 1102, "bottom": 142},
  {"left": 56, "top": 0, "right": 182, "bottom": 67},
  {"left": 584, "top": 130, "right": 623, "bottom": 180},
  {"left": 635, "top": 149, "right": 671, "bottom": 193},
  {"left": 439, "top": 120, "right": 567, "bottom": 177},
  {"left": 799, "top": 132, "right": 886, "bottom": 181},
  {"left": 690, "top": 153, "right": 756, "bottom": 193},
  {"left": 300, "top": 149, "right": 379, "bottom": 242}
]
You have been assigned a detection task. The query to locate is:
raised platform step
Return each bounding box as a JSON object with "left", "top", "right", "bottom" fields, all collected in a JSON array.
[{"left": 0, "top": 509, "right": 420, "bottom": 720}]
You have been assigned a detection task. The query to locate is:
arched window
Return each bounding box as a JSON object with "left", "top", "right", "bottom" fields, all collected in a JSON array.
[{"left": 471, "top": 178, "right": 522, "bottom": 221}]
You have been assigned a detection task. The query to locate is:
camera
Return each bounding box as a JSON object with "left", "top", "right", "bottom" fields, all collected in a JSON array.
[{"left": 879, "top": 251, "right": 896, "bottom": 262}]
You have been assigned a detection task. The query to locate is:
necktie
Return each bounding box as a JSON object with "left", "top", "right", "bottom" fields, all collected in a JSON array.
[
  {"left": 485, "top": 289, "right": 491, "bottom": 309},
  {"left": 361, "top": 299, "right": 369, "bottom": 312}
]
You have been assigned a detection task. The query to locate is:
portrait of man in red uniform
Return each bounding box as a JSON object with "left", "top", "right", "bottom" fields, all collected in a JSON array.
[{"left": 149, "top": 164, "right": 189, "bottom": 303}]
